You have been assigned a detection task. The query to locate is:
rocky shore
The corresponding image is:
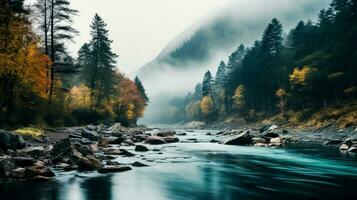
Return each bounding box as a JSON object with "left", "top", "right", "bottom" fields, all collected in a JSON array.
[{"left": 1, "top": 123, "right": 357, "bottom": 182}]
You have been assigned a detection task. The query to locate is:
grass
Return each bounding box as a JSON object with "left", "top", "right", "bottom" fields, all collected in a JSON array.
[{"left": 15, "top": 127, "right": 45, "bottom": 138}]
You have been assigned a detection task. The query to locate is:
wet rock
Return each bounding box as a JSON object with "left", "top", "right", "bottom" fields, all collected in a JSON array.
[
  {"left": 269, "top": 137, "right": 282, "bottom": 147},
  {"left": 0, "top": 130, "right": 26, "bottom": 150},
  {"left": 132, "top": 161, "right": 149, "bottom": 167},
  {"left": 121, "top": 139, "right": 135, "bottom": 146},
  {"left": 77, "top": 145, "right": 93, "bottom": 156},
  {"left": 263, "top": 132, "right": 280, "bottom": 139},
  {"left": 222, "top": 131, "right": 252, "bottom": 145},
  {"left": 26, "top": 166, "right": 55, "bottom": 178},
  {"left": 254, "top": 143, "right": 268, "bottom": 147},
  {"left": 17, "top": 146, "right": 46, "bottom": 158},
  {"left": 252, "top": 137, "right": 267, "bottom": 144},
  {"left": 98, "top": 165, "right": 132, "bottom": 173},
  {"left": 0, "top": 156, "right": 16, "bottom": 177},
  {"left": 156, "top": 131, "right": 176, "bottom": 137},
  {"left": 162, "top": 136, "right": 180, "bottom": 143},
  {"left": 135, "top": 145, "right": 149, "bottom": 152},
  {"left": 14, "top": 157, "right": 36, "bottom": 167},
  {"left": 118, "top": 149, "right": 135, "bottom": 157},
  {"left": 348, "top": 147, "right": 357, "bottom": 153},
  {"left": 81, "top": 128, "right": 100, "bottom": 141},
  {"left": 106, "top": 160, "right": 120, "bottom": 165},
  {"left": 28, "top": 175, "right": 53, "bottom": 182},
  {"left": 10, "top": 167, "right": 26, "bottom": 179},
  {"left": 206, "top": 132, "right": 212, "bottom": 136},
  {"left": 176, "top": 133, "right": 187, "bottom": 136},
  {"left": 69, "top": 133, "right": 82, "bottom": 139},
  {"left": 102, "top": 147, "right": 121, "bottom": 155},
  {"left": 97, "top": 138, "right": 109, "bottom": 148},
  {"left": 77, "top": 155, "right": 103, "bottom": 171},
  {"left": 145, "top": 136, "right": 167, "bottom": 145},
  {"left": 107, "top": 137, "right": 125, "bottom": 145},
  {"left": 210, "top": 139, "right": 219, "bottom": 143},
  {"left": 340, "top": 144, "right": 349, "bottom": 151},
  {"left": 282, "top": 130, "right": 289, "bottom": 134},
  {"left": 51, "top": 138, "right": 74, "bottom": 156},
  {"left": 323, "top": 139, "right": 342, "bottom": 146}
]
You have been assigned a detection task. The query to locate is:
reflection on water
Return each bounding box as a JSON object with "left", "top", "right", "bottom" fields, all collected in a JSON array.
[{"left": 1, "top": 140, "right": 357, "bottom": 200}]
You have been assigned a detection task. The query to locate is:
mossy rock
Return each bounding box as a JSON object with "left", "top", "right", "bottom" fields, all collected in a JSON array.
[{"left": 15, "top": 127, "right": 45, "bottom": 139}]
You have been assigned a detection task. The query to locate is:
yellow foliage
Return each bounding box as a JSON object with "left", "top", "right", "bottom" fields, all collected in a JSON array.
[
  {"left": 200, "top": 96, "right": 214, "bottom": 116},
  {"left": 66, "top": 84, "right": 91, "bottom": 108},
  {"left": 276, "top": 88, "right": 286, "bottom": 97},
  {"left": 289, "top": 66, "right": 317, "bottom": 86},
  {"left": 15, "top": 127, "right": 44, "bottom": 138},
  {"left": 186, "top": 101, "right": 201, "bottom": 119},
  {"left": 232, "top": 85, "right": 245, "bottom": 109}
]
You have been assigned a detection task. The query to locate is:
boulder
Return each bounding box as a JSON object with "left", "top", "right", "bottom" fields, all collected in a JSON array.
[
  {"left": 102, "top": 147, "right": 121, "bottom": 155},
  {"left": 17, "top": 146, "right": 46, "bottom": 158},
  {"left": 132, "top": 161, "right": 148, "bottom": 167},
  {"left": 156, "top": 131, "right": 176, "bottom": 137},
  {"left": 132, "top": 134, "right": 148, "bottom": 143},
  {"left": 13, "top": 157, "right": 36, "bottom": 167},
  {"left": 77, "top": 145, "right": 94, "bottom": 156},
  {"left": 51, "top": 138, "right": 74, "bottom": 156},
  {"left": 323, "top": 139, "right": 342, "bottom": 146},
  {"left": 263, "top": 132, "right": 280, "bottom": 139},
  {"left": 0, "top": 130, "right": 26, "bottom": 150},
  {"left": 97, "top": 165, "right": 132, "bottom": 173},
  {"left": 269, "top": 137, "right": 283, "bottom": 147},
  {"left": 135, "top": 145, "right": 149, "bottom": 152},
  {"left": 81, "top": 128, "right": 100, "bottom": 141},
  {"left": 145, "top": 136, "right": 167, "bottom": 145},
  {"left": 252, "top": 137, "right": 267, "bottom": 144},
  {"left": 348, "top": 147, "right": 357, "bottom": 153},
  {"left": 97, "top": 138, "right": 109, "bottom": 148},
  {"left": 118, "top": 149, "right": 135, "bottom": 157},
  {"left": 0, "top": 156, "right": 16, "bottom": 177},
  {"left": 25, "top": 166, "right": 55, "bottom": 178},
  {"left": 28, "top": 175, "right": 53, "bottom": 182},
  {"left": 340, "top": 144, "right": 349, "bottom": 151},
  {"left": 107, "top": 137, "right": 125, "bottom": 145},
  {"left": 162, "top": 136, "right": 180, "bottom": 143},
  {"left": 222, "top": 131, "right": 252, "bottom": 145},
  {"left": 77, "top": 155, "right": 103, "bottom": 171},
  {"left": 10, "top": 167, "right": 26, "bottom": 179}
]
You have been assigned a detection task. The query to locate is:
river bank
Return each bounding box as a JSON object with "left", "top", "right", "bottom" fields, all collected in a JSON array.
[{"left": 1, "top": 123, "right": 357, "bottom": 183}]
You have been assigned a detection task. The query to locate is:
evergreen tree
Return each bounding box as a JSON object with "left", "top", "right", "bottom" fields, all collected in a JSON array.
[
  {"left": 202, "top": 71, "right": 213, "bottom": 97},
  {"left": 215, "top": 61, "right": 227, "bottom": 88},
  {"left": 135, "top": 76, "right": 149, "bottom": 104}
]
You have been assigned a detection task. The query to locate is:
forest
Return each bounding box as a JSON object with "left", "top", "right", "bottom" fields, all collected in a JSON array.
[
  {"left": 163, "top": 0, "right": 357, "bottom": 126},
  {"left": 0, "top": 0, "right": 148, "bottom": 127}
]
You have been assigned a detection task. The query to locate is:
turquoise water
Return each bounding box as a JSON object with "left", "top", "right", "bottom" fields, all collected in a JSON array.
[{"left": 1, "top": 132, "right": 357, "bottom": 200}]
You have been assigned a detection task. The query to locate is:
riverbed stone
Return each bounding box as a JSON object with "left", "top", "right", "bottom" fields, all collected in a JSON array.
[
  {"left": 222, "top": 131, "right": 252, "bottom": 145},
  {"left": 102, "top": 147, "right": 121, "bottom": 155},
  {"left": 323, "top": 139, "right": 342, "bottom": 146},
  {"left": 252, "top": 137, "right": 267, "bottom": 144},
  {"left": 0, "top": 130, "right": 26, "bottom": 151},
  {"left": 145, "top": 136, "right": 167, "bottom": 145},
  {"left": 77, "top": 155, "right": 103, "bottom": 171},
  {"left": 98, "top": 165, "right": 132, "bottom": 173},
  {"left": 81, "top": 129, "right": 100, "bottom": 141},
  {"left": 340, "top": 144, "right": 349, "bottom": 151},
  {"left": 97, "top": 138, "right": 109, "bottom": 148},
  {"left": 156, "top": 131, "right": 176, "bottom": 137},
  {"left": 162, "top": 136, "right": 180, "bottom": 143},
  {"left": 132, "top": 161, "right": 148, "bottom": 167},
  {"left": 254, "top": 143, "right": 268, "bottom": 147},
  {"left": 135, "top": 145, "right": 149, "bottom": 152}
]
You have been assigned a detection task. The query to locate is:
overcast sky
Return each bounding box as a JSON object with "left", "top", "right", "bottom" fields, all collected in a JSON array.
[{"left": 50, "top": 0, "right": 230, "bottom": 75}]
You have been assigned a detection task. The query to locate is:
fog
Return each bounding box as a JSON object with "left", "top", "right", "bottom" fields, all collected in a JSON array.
[{"left": 137, "top": 0, "right": 330, "bottom": 123}]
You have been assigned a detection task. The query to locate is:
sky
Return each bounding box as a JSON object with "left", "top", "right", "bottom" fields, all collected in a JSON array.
[{"left": 38, "top": 0, "right": 231, "bottom": 75}]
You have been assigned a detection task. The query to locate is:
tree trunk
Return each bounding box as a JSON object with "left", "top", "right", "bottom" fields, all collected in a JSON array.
[{"left": 48, "top": 0, "right": 54, "bottom": 105}]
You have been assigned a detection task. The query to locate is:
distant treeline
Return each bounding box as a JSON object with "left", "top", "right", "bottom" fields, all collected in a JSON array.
[
  {"left": 0, "top": 0, "right": 148, "bottom": 127},
  {"left": 164, "top": 0, "right": 357, "bottom": 123}
]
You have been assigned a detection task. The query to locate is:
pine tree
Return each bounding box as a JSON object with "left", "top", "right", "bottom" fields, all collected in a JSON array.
[
  {"left": 135, "top": 76, "right": 149, "bottom": 104},
  {"left": 85, "top": 14, "right": 118, "bottom": 106},
  {"left": 261, "top": 18, "right": 283, "bottom": 59},
  {"left": 215, "top": 61, "right": 226, "bottom": 89},
  {"left": 202, "top": 71, "right": 213, "bottom": 97}
]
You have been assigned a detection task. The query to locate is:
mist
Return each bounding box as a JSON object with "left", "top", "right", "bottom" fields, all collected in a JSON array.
[{"left": 138, "top": 0, "right": 330, "bottom": 124}]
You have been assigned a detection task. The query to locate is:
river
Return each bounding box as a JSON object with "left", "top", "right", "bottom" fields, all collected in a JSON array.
[{"left": 1, "top": 130, "right": 357, "bottom": 200}]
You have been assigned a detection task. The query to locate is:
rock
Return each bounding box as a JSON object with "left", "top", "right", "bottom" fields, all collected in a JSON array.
[
  {"left": 176, "top": 132, "right": 187, "bottom": 136},
  {"left": 14, "top": 157, "right": 36, "bottom": 167},
  {"left": 97, "top": 138, "right": 109, "bottom": 148},
  {"left": 210, "top": 139, "right": 219, "bottom": 143},
  {"left": 55, "top": 162, "right": 70, "bottom": 169},
  {"left": 28, "top": 175, "right": 53, "bottom": 182},
  {"left": 162, "top": 136, "right": 179, "bottom": 143},
  {"left": 106, "top": 160, "right": 120, "bottom": 165},
  {"left": 206, "top": 132, "right": 212, "bottom": 136},
  {"left": 145, "top": 136, "right": 167, "bottom": 145},
  {"left": 252, "top": 137, "right": 267, "bottom": 144},
  {"left": 51, "top": 138, "right": 74, "bottom": 156},
  {"left": 135, "top": 145, "right": 149, "bottom": 152},
  {"left": 282, "top": 130, "right": 289, "bottom": 134},
  {"left": 340, "top": 144, "right": 350, "bottom": 151},
  {"left": 103, "top": 147, "right": 121, "bottom": 155},
  {"left": 0, "top": 156, "right": 16, "bottom": 178},
  {"left": 69, "top": 133, "right": 83, "bottom": 139},
  {"left": 77, "top": 155, "right": 103, "bottom": 171},
  {"left": 107, "top": 137, "right": 125, "bottom": 145},
  {"left": 0, "top": 130, "right": 26, "bottom": 150},
  {"left": 323, "top": 139, "right": 342, "bottom": 146},
  {"left": 77, "top": 145, "right": 93, "bottom": 156},
  {"left": 10, "top": 167, "right": 26, "bottom": 179},
  {"left": 17, "top": 146, "right": 46, "bottom": 157},
  {"left": 121, "top": 139, "right": 135, "bottom": 146},
  {"left": 98, "top": 165, "right": 132, "bottom": 173},
  {"left": 259, "top": 125, "right": 271, "bottom": 133},
  {"left": 255, "top": 143, "right": 268, "bottom": 147},
  {"left": 156, "top": 131, "right": 176, "bottom": 137},
  {"left": 118, "top": 149, "right": 135, "bottom": 157},
  {"left": 81, "top": 128, "right": 100, "bottom": 141},
  {"left": 348, "top": 147, "right": 357, "bottom": 153},
  {"left": 269, "top": 137, "right": 282, "bottom": 147},
  {"left": 86, "top": 125, "right": 97, "bottom": 131},
  {"left": 263, "top": 132, "right": 280, "bottom": 139},
  {"left": 222, "top": 131, "right": 252, "bottom": 145},
  {"left": 268, "top": 125, "right": 278, "bottom": 131},
  {"left": 26, "top": 166, "right": 55, "bottom": 178},
  {"left": 132, "top": 161, "right": 148, "bottom": 167}
]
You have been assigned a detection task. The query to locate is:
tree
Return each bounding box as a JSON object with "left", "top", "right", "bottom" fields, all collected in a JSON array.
[
  {"left": 200, "top": 96, "right": 214, "bottom": 118},
  {"left": 232, "top": 85, "right": 245, "bottom": 111},
  {"left": 215, "top": 61, "right": 226, "bottom": 88},
  {"left": 81, "top": 14, "right": 118, "bottom": 107},
  {"left": 135, "top": 76, "right": 149, "bottom": 104},
  {"left": 276, "top": 88, "right": 287, "bottom": 118}
]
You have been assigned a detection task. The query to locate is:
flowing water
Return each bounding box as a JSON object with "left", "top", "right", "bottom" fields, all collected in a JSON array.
[{"left": 1, "top": 130, "right": 357, "bottom": 200}]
